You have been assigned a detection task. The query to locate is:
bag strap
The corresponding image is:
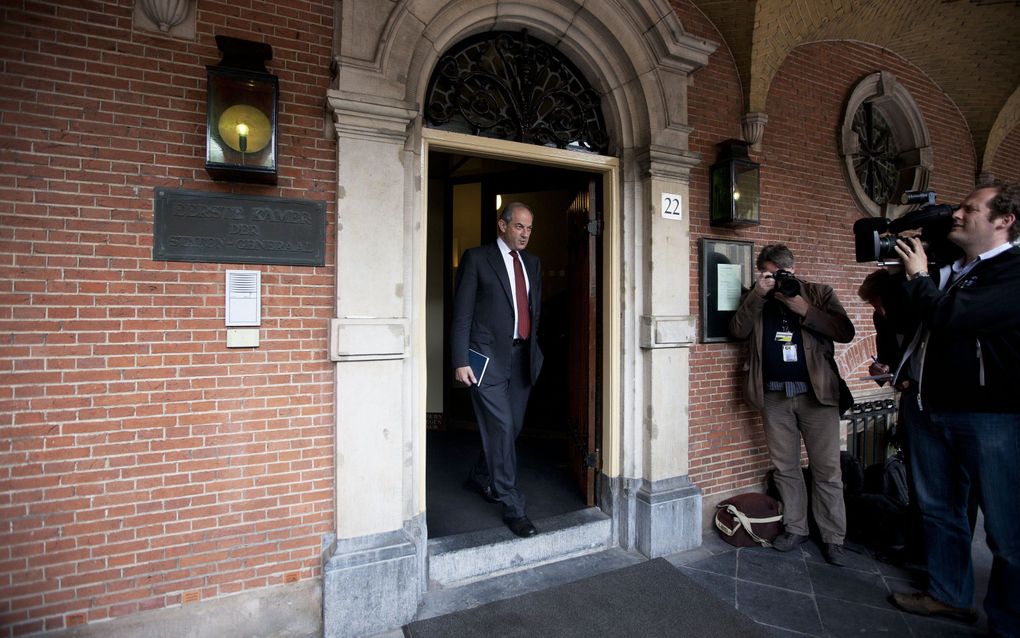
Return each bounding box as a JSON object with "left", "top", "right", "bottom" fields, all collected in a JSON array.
[{"left": 715, "top": 502, "right": 783, "bottom": 547}]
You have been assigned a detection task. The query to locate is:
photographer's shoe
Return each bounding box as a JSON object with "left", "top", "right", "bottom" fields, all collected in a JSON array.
[
  {"left": 889, "top": 592, "right": 977, "bottom": 623},
  {"left": 772, "top": 532, "right": 809, "bottom": 552},
  {"left": 822, "top": 543, "right": 847, "bottom": 567}
]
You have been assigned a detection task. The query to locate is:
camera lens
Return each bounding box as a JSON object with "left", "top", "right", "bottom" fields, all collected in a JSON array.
[
  {"left": 877, "top": 235, "right": 900, "bottom": 260},
  {"left": 772, "top": 270, "right": 801, "bottom": 296},
  {"left": 776, "top": 278, "right": 800, "bottom": 296}
]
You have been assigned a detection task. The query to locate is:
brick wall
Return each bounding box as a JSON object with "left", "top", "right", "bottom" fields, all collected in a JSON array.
[
  {"left": 679, "top": 0, "right": 983, "bottom": 495},
  {"left": 0, "top": 2, "right": 336, "bottom": 635},
  {"left": 989, "top": 125, "right": 1020, "bottom": 183}
]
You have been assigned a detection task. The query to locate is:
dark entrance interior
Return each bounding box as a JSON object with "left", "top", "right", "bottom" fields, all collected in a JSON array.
[{"left": 425, "top": 149, "right": 602, "bottom": 538}]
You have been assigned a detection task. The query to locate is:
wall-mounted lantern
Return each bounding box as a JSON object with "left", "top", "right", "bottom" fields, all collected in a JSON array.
[
  {"left": 710, "top": 139, "right": 760, "bottom": 227},
  {"left": 205, "top": 36, "right": 278, "bottom": 184}
]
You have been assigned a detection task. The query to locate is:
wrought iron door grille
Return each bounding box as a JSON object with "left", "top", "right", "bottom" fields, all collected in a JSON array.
[{"left": 425, "top": 30, "right": 609, "bottom": 154}]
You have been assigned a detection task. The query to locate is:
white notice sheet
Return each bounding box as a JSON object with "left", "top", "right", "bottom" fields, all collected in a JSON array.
[{"left": 717, "top": 264, "right": 742, "bottom": 311}]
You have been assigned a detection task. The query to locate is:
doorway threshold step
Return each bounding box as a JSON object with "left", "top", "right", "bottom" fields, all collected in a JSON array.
[
  {"left": 416, "top": 546, "right": 643, "bottom": 623},
  {"left": 427, "top": 507, "right": 612, "bottom": 587}
]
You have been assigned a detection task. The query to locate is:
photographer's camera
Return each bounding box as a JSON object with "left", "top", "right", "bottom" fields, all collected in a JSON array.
[{"left": 772, "top": 269, "right": 801, "bottom": 297}]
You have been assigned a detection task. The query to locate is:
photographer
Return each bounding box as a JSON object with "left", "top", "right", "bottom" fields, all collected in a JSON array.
[
  {"left": 730, "top": 244, "right": 855, "bottom": 566},
  {"left": 887, "top": 181, "right": 1020, "bottom": 636}
]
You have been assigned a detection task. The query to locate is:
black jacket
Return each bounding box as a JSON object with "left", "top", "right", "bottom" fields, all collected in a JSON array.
[
  {"left": 905, "top": 246, "right": 1020, "bottom": 413},
  {"left": 450, "top": 242, "right": 544, "bottom": 386}
]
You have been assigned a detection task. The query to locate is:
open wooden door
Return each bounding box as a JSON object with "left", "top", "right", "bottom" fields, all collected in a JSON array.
[{"left": 565, "top": 178, "right": 600, "bottom": 505}]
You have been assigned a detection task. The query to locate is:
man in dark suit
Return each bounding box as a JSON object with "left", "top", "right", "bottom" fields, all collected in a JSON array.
[{"left": 451, "top": 202, "right": 544, "bottom": 537}]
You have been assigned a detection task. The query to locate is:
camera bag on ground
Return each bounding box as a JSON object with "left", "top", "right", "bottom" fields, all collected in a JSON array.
[
  {"left": 714, "top": 493, "right": 783, "bottom": 547},
  {"left": 846, "top": 450, "right": 913, "bottom": 553}
]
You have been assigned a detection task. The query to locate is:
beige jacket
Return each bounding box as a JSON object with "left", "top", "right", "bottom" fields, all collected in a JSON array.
[{"left": 729, "top": 280, "right": 855, "bottom": 411}]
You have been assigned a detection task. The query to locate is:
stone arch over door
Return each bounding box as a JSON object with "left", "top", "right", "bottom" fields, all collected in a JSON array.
[{"left": 323, "top": 3, "right": 717, "bottom": 636}]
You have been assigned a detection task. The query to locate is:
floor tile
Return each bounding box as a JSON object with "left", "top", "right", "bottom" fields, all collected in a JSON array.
[
  {"left": 679, "top": 566, "right": 736, "bottom": 606},
  {"left": 902, "top": 614, "right": 985, "bottom": 637},
  {"left": 737, "top": 549, "right": 813, "bottom": 593},
  {"left": 736, "top": 580, "right": 823, "bottom": 635},
  {"left": 760, "top": 625, "right": 821, "bottom": 638},
  {"left": 679, "top": 548, "right": 737, "bottom": 578},
  {"left": 665, "top": 533, "right": 738, "bottom": 568},
  {"left": 816, "top": 596, "right": 911, "bottom": 637},
  {"left": 808, "top": 560, "right": 890, "bottom": 608},
  {"left": 873, "top": 556, "right": 926, "bottom": 581}
]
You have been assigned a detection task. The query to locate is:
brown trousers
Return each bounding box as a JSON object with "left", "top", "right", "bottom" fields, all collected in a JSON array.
[{"left": 761, "top": 391, "right": 846, "bottom": 544}]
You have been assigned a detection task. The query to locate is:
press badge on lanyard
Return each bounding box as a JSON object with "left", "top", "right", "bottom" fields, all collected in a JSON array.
[{"left": 775, "top": 320, "right": 797, "bottom": 362}]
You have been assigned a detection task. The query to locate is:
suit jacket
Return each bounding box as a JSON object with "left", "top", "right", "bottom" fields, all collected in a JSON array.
[
  {"left": 451, "top": 242, "right": 544, "bottom": 386},
  {"left": 729, "top": 280, "right": 855, "bottom": 411}
]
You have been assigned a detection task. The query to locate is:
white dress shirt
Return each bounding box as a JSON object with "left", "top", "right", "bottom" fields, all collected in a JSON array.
[{"left": 496, "top": 236, "right": 531, "bottom": 339}]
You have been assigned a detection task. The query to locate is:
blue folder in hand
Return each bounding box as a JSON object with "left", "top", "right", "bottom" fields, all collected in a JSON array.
[{"left": 468, "top": 349, "right": 489, "bottom": 386}]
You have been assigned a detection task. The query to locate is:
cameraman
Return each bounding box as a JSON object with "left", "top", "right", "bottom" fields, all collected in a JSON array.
[
  {"left": 730, "top": 244, "right": 855, "bottom": 566},
  {"left": 888, "top": 181, "right": 1020, "bottom": 636}
]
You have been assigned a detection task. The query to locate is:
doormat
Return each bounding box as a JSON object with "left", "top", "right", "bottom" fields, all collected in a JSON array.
[{"left": 404, "top": 557, "right": 770, "bottom": 637}]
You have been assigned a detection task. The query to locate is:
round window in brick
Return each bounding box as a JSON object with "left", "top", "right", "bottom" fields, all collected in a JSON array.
[{"left": 839, "top": 71, "right": 932, "bottom": 219}]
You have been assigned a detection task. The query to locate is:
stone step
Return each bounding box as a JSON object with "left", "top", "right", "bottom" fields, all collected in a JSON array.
[
  {"left": 426, "top": 507, "right": 613, "bottom": 587},
  {"left": 415, "top": 545, "right": 644, "bottom": 623}
]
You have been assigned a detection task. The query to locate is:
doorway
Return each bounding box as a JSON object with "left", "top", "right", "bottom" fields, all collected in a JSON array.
[{"left": 425, "top": 149, "right": 603, "bottom": 538}]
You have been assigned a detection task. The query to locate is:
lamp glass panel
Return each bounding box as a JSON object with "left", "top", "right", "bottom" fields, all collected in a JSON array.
[
  {"left": 733, "top": 163, "right": 760, "bottom": 222},
  {"left": 207, "top": 72, "right": 276, "bottom": 170},
  {"left": 710, "top": 164, "right": 732, "bottom": 223}
]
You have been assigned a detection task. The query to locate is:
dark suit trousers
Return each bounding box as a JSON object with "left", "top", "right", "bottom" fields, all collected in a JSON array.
[{"left": 468, "top": 342, "right": 531, "bottom": 519}]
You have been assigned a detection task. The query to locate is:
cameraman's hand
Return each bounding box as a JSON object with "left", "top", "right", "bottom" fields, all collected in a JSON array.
[
  {"left": 894, "top": 236, "right": 929, "bottom": 277},
  {"left": 776, "top": 292, "right": 810, "bottom": 317},
  {"left": 754, "top": 271, "right": 775, "bottom": 297}
]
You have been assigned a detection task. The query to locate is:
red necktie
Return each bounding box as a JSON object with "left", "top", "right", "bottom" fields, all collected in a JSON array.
[{"left": 510, "top": 250, "right": 530, "bottom": 339}]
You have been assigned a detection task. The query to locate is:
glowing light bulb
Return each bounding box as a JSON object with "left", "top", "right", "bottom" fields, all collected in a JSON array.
[
  {"left": 236, "top": 123, "right": 249, "bottom": 153},
  {"left": 733, "top": 190, "right": 741, "bottom": 201},
  {"left": 496, "top": 194, "right": 502, "bottom": 211}
]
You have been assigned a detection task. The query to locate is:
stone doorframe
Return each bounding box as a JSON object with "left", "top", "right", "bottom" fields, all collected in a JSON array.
[{"left": 322, "top": 2, "right": 718, "bottom": 636}]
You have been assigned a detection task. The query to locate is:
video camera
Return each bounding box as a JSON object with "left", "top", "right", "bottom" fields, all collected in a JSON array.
[{"left": 853, "top": 191, "right": 962, "bottom": 265}]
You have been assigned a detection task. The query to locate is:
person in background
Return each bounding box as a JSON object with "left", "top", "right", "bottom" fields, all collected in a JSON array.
[
  {"left": 857, "top": 267, "right": 928, "bottom": 564},
  {"left": 730, "top": 244, "right": 856, "bottom": 566},
  {"left": 857, "top": 268, "right": 914, "bottom": 389}
]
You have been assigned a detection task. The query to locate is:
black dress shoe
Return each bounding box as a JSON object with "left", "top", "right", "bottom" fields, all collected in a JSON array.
[
  {"left": 504, "top": 516, "right": 537, "bottom": 537},
  {"left": 464, "top": 480, "right": 499, "bottom": 503}
]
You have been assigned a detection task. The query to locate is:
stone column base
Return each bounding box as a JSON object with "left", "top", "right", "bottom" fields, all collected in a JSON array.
[
  {"left": 321, "top": 522, "right": 424, "bottom": 638},
  {"left": 635, "top": 476, "right": 702, "bottom": 557}
]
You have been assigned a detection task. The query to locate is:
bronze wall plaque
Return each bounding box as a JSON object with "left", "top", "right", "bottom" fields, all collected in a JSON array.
[{"left": 153, "top": 189, "right": 326, "bottom": 266}]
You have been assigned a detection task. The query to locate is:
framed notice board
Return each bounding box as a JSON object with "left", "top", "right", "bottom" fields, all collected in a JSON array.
[{"left": 699, "top": 238, "right": 754, "bottom": 342}]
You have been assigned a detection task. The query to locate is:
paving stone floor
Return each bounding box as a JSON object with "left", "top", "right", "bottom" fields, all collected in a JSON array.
[
  {"left": 413, "top": 429, "right": 994, "bottom": 637},
  {"left": 666, "top": 525, "right": 992, "bottom": 637}
]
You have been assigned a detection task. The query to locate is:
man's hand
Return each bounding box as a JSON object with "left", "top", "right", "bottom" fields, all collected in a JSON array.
[
  {"left": 776, "top": 292, "right": 810, "bottom": 317},
  {"left": 454, "top": 365, "right": 477, "bottom": 386},
  {"left": 754, "top": 271, "right": 776, "bottom": 297},
  {"left": 869, "top": 360, "right": 891, "bottom": 377},
  {"left": 894, "top": 236, "right": 929, "bottom": 278}
]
